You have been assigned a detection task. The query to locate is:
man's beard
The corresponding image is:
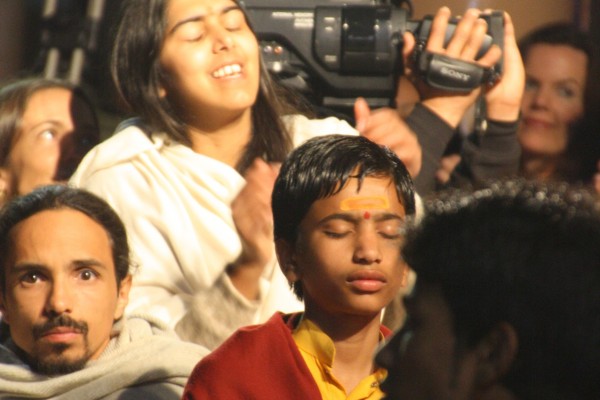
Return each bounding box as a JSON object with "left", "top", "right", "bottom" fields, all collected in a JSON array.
[{"left": 26, "top": 314, "right": 91, "bottom": 376}]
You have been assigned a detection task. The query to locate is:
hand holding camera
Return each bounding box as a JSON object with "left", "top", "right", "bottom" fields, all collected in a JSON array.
[
  {"left": 241, "top": 0, "right": 513, "bottom": 114},
  {"left": 403, "top": 7, "right": 523, "bottom": 128},
  {"left": 480, "top": 11, "right": 525, "bottom": 123}
]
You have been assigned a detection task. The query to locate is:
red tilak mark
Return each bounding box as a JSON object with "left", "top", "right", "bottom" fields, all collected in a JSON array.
[{"left": 363, "top": 211, "right": 371, "bottom": 220}]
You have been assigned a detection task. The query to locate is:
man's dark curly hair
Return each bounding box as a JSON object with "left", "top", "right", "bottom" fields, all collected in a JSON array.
[{"left": 403, "top": 179, "right": 600, "bottom": 399}]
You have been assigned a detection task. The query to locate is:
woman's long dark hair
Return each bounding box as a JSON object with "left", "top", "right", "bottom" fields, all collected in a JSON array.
[{"left": 111, "top": 0, "right": 311, "bottom": 173}]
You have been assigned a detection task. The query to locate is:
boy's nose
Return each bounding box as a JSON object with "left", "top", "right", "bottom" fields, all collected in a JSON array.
[{"left": 353, "top": 229, "right": 382, "bottom": 264}]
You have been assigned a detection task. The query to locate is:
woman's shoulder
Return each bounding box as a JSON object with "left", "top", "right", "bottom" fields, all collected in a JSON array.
[
  {"left": 97, "top": 118, "right": 159, "bottom": 156},
  {"left": 70, "top": 119, "right": 164, "bottom": 185}
]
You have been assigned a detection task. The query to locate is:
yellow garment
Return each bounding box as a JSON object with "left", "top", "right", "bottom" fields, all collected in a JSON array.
[{"left": 292, "top": 318, "right": 387, "bottom": 400}]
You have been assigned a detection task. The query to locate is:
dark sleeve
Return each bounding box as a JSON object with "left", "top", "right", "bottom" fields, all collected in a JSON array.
[
  {"left": 406, "top": 103, "right": 456, "bottom": 196},
  {"left": 450, "top": 119, "right": 521, "bottom": 189}
]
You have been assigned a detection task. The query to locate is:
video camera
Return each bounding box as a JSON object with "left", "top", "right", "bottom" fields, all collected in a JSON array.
[{"left": 239, "top": 0, "right": 504, "bottom": 112}]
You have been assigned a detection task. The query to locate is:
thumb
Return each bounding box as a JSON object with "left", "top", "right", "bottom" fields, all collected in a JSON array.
[
  {"left": 354, "top": 97, "right": 371, "bottom": 133},
  {"left": 402, "top": 31, "right": 416, "bottom": 75}
]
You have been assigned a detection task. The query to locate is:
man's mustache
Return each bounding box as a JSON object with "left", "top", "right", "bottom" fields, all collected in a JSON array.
[{"left": 32, "top": 314, "right": 89, "bottom": 340}]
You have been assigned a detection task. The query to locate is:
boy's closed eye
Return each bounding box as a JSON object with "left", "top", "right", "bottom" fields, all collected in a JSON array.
[
  {"left": 376, "top": 219, "right": 404, "bottom": 240},
  {"left": 322, "top": 220, "right": 354, "bottom": 238}
]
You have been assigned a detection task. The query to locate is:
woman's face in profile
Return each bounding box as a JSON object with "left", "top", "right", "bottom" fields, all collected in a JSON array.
[
  {"left": 518, "top": 43, "right": 587, "bottom": 158},
  {"left": 0, "top": 87, "right": 97, "bottom": 198}
]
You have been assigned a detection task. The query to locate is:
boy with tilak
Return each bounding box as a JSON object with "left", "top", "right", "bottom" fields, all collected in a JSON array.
[{"left": 183, "top": 134, "right": 416, "bottom": 399}]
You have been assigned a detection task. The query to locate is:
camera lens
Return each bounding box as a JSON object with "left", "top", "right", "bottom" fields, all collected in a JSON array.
[
  {"left": 314, "top": 5, "right": 408, "bottom": 76},
  {"left": 341, "top": 6, "right": 395, "bottom": 74}
]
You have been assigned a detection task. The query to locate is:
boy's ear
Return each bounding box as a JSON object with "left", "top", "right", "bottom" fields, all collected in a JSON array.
[
  {"left": 400, "top": 263, "right": 410, "bottom": 287},
  {"left": 473, "top": 322, "right": 518, "bottom": 390},
  {"left": 275, "top": 238, "right": 300, "bottom": 284},
  {"left": 0, "top": 167, "right": 11, "bottom": 202}
]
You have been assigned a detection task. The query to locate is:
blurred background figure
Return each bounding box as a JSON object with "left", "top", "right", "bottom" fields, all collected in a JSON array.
[
  {"left": 0, "top": 78, "right": 100, "bottom": 206},
  {"left": 434, "top": 22, "right": 600, "bottom": 192},
  {"left": 517, "top": 22, "right": 600, "bottom": 186},
  {"left": 376, "top": 179, "right": 600, "bottom": 400}
]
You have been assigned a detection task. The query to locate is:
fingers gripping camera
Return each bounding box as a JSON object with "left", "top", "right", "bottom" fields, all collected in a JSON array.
[
  {"left": 414, "top": 50, "right": 501, "bottom": 92},
  {"left": 412, "top": 11, "right": 504, "bottom": 92}
]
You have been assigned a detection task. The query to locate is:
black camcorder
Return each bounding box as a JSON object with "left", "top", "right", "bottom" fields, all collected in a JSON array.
[{"left": 239, "top": 0, "right": 504, "bottom": 112}]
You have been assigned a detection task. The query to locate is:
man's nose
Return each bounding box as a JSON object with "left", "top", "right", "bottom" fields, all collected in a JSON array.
[{"left": 44, "top": 279, "right": 73, "bottom": 316}]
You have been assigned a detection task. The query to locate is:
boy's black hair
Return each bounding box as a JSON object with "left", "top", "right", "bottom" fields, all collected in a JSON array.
[
  {"left": 402, "top": 179, "right": 600, "bottom": 399},
  {"left": 272, "top": 134, "right": 415, "bottom": 300}
]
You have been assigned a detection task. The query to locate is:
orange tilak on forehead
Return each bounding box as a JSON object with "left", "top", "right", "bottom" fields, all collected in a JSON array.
[{"left": 340, "top": 196, "right": 390, "bottom": 219}]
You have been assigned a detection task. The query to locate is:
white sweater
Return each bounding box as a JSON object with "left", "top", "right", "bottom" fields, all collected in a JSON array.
[
  {"left": 0, "top": 317, "right": 208, "bottom": 399},
  {"left": 70, "top": 115, "right": 357, "bottom": 349}
]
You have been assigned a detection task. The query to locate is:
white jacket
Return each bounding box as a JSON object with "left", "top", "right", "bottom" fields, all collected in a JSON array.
[{"left": 70, "top": 115, "right": 357, "bottom": 349}]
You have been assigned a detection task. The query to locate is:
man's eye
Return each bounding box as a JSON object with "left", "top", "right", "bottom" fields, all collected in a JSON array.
[
  {"left": 21, "top": 272, "right": 42, "bottom": 284},
  {"left": 79, "top": 269, "right": 98, "bottom": 281}
]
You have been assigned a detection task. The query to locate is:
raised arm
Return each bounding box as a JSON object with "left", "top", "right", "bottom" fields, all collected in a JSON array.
[{"left": 400, "top": 7, "right": 522, "bottom": 194}]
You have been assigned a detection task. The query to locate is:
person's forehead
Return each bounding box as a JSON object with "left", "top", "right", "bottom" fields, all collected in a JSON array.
[
  {"left": 22, "top": 88, "right": 73, "bottom": 120},
  {"left": 165, "top": 0, "right": 240, "bottom": 23},
  {"left": 525, "top": 44, "right": 588, "bottom": 81},
  {"left": 25, "top": 87, "right": 72, "bottom": 109},
  {"left": 7, "top": 208, "right": 114, "bottom": 268},
  {"left": 12, "top": 208, "right": 102, "bottom": 233},
  {"left": 527, "top": 43, "right": 588, "bottom": 63},
  {"left": 317, "top": 177, "right": 404, "bottom": 212}
]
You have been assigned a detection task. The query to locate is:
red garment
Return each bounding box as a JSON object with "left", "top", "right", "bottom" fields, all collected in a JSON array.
[
  {"left": 182, "top": 312, "right": 392, "bottom": 400},
  {"left": 182, "top": 312, "right": 320, "bottom": 399}
]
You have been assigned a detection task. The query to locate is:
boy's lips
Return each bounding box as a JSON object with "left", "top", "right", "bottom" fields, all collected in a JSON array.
[{"left": 347, "top": 270, "right": 387, "bottom": 292}]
